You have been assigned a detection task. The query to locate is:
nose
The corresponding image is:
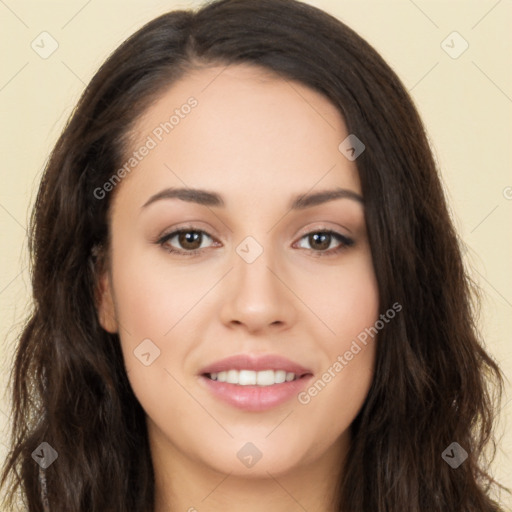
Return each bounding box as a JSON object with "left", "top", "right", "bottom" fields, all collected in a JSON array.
[{"left": 218, "top": 243, "right": 298, "bottom": 334}]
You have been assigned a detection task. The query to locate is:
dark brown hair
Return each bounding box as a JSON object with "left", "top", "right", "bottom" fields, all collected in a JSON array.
[{"left": 1, "top": 0, "right": 507, "bottom": 510}]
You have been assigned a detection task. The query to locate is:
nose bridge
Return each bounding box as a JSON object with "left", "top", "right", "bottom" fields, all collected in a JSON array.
[{"left": 219, "top": 234, "right": 297, "bottom": 331}]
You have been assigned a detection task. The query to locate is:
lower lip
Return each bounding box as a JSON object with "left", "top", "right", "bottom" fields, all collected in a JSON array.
[{"left": 199, "top": 374, "right": 313, "bottom": 412}]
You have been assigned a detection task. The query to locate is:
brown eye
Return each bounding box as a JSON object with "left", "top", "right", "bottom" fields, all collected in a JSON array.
[
  {"left": 308, "top": 232, "right": 331, "bottom": 251},
  {"left": 296, "top": 230, "right": 354, "bottom": 255},
  {"left": 177, "top": 231, "right": 203, "bottom": 250},
  {"left": 158, "top": 229, "right": 215, "bottom": 254}
]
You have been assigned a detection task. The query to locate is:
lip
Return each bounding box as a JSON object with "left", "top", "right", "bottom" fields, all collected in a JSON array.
[
  {"left": 199, "top": 354, "right": 312, "bottom": 376},
  {"left": 198, "top": 354, "right": 314, "bottom": 412}
]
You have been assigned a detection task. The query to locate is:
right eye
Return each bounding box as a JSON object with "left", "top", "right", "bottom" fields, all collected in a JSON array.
[{"left": 157, "top": 228, "right": 219, "bottom": 256}]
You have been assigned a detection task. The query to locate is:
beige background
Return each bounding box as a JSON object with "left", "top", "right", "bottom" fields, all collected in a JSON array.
[{"left": 1, "top": 0, "right": 511, "bottom": 509}]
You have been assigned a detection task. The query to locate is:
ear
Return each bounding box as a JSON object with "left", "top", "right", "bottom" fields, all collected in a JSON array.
[{"left": 95, "top": 267, "right": 119, "bottom": 334}]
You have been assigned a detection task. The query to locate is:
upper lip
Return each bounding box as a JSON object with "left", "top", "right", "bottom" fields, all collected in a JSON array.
[{"left": 199, "top": 354, "right": 313, "bottom": 376}]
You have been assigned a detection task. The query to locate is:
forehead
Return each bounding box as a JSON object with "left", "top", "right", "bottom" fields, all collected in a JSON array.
[{"left": 116, "top": 63, "right": 361, "bottom": 208}]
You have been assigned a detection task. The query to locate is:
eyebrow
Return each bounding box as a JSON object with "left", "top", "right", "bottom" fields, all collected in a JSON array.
[{"left": 140, "top": 186, "right": 363, "bottom": 211}]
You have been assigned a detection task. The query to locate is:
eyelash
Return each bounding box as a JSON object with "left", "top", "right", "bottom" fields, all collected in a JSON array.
[{"left": 155, "top": 225, "right": 354, "bottom": 258}]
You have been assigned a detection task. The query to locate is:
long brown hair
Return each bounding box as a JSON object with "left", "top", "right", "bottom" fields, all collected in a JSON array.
[{"left": 1, "top": 0, "right": 507, "bottom": 510}]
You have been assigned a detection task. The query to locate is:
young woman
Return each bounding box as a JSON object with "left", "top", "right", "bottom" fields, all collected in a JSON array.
[{"left": 1, "top": 0, "right": 507, "bottom": 510}]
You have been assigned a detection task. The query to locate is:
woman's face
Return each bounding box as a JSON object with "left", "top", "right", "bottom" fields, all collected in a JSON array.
[{"left": 97, "top": 63, "right": 379, "bottom": 478}]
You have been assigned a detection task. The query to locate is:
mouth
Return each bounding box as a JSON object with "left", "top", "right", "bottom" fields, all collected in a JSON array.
[{"left": 198, "top": 354, "right": 314, "bottom": 411}]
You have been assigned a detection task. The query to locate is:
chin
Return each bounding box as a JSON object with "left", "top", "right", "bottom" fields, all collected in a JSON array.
[{"left": 193, "top": 435, "right": 312, "bottom": 478}]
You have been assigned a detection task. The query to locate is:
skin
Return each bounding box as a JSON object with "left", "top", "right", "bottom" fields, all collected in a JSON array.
[{"left": 97, "top": 63, "right": 379, "bottom": 512}]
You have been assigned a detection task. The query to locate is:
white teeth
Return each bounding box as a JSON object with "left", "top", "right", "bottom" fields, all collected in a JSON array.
[
  {"left": 226, "top": 370, "right": 238, "bottom": 384},
  {"left": 239, "top": 370, "right": 257, "bottom": 385},
  {"left": 208, "top": 369, "right": 299, "bottom": 386},
  {"left": 275, "top": 370, "right": 286, "bottom": 383},
  {"left": 256, "top": 370, "right": 274, "bottom": 386}
]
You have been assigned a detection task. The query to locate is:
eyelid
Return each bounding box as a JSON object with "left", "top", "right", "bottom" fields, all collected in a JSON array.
[
  {"left": 156, "top": 222, "right": 220, "bottom": 242},
  {"left": 294, "top": 222, "right": 352, "bottom": 237}
]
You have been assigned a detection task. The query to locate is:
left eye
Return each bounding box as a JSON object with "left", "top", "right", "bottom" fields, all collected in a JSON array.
[{"left": 295, "top": 231, "right": 353, "bottom": 253}]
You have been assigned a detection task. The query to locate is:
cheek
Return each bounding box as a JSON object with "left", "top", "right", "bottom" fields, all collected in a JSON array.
[
  {"left": 111, "top": 246, "right": 207, "bottom": 341},
  {"left": 112, "top": 264, "right": 196, "bottom": 423},
  {"left": 310, "top": 252, "right": 380, "bottom": 342},
  {"left": 109, "top": 247, "right": 203, "bottom": 397},
  {"left": 296, "top": 253, "right": 379, "bottom": 425}
]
